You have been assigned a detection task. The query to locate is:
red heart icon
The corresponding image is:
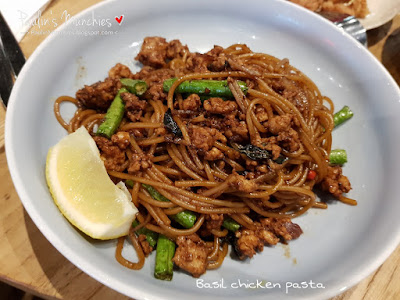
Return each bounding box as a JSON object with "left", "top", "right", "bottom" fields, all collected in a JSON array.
[{"left": 115, "top": 15, "right": 124, "bottom": 24}]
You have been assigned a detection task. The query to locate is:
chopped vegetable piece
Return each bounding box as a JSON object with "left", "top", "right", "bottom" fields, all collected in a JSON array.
[
  {"left": 132, "top": 220, "right": 159, "bottom": 248},
  {"left": 163, "top": 108, "right": 183, "bottom": 137},
  {"left": 96, "top": 87, "right": 128, "bottom": 139},
  {"left": 307, "top": 170, "right": 317, "bottom": 180},
  {"left": 142, "top": 184, "right": 197, "bottom": 227},
  {"left": 329, "top": 149, "right": 347, "bottom": 165},
  {"left": 120, "top": 78, "right": 148, "bottom": 96},
  {"left": 171, "top": 211, "right": 197, "bottom": 228},
  {"left": 154, "top": 235, "right": 176, "bottom": 280},
  {"left": 334, "top": 106, "right": 353, "bottom": 127},
  {"left": 125, "top": 179, "right": 134, "bottom": 189},
  {"left": 223, "top": 218, "right": 241, "bottom": 232},
  {"left": 232, "top": 143, "right": 287, "bottom": 164},
  {"left": 232, "top": 143, "right": 271, "bottom": 160},
  {"left": 274, "top": 155, "right": 288, "bottom": 164},
  {"left": 163, "top": 78, "right": 248, "bottom": 98},
  {"left": 142, "top": 184, "right": 169, "bottom": 202}
]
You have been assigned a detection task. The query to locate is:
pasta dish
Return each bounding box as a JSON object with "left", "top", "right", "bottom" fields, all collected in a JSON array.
[{"left": 53, "top": 37, "right": 355, "bottom": 279}]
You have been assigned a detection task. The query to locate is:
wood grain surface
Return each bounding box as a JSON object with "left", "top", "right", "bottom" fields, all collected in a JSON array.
[{"left": 0, "top": 0, "right": 399, "bottom": 299}]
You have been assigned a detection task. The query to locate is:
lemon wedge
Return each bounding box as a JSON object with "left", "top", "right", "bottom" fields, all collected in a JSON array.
[{"left": 46, "top": 127, "right": 137, "bottom": 240}]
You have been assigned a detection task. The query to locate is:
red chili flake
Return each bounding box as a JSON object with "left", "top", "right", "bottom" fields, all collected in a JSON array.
[{"left": 307, "top": 170, "right": 317, "bottom": 180}]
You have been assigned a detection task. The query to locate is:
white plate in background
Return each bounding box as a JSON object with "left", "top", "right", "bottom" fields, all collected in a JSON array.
[{"left": 361, "top": 0, "right": 400, "bottom": 30}]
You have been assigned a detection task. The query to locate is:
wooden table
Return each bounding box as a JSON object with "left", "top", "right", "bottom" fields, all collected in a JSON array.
[{"left": 0, "top": 1, "right": 399, "bottom": 299}]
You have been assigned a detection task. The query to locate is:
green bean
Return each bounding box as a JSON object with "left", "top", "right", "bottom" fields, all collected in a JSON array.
[
  {"left": 142, "top": 184, "right": 197, "bottom": 228},
  {"left": 154, "top": 235, "right": 175, "bottom": 281},
  {"left": 142, "top": 184, "right": 169, "bottom": 202},
  {"left": 120, "top": 78, "right": 147, "bottom": 96},
  {"left": 96, "top": 87, "right": 128, "bottom": 138},
  {"left": 163, "top": 78, "right": 248, "bottom": 98},
  {"left": 132, "top": 220, "right": 158, "bottom": 248},
  {"left": 334, "top": 106, "right": 353, "bottom": 127},
  {"left": 171, "top": 211, "right": 197, "bottom": 229},
  {"left": 125, "top": 180, "right": 134, "bottom": 189},
  {"left": 222, "top": 217, "right": 241, "bottom": 232},
  {"left": 329, "top": 149, "right": 347, "bottom": 165}
]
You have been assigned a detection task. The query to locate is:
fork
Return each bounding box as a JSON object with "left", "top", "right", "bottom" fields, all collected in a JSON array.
[{"left": 318, "top": 11, "right": 368, "bottom": 47}]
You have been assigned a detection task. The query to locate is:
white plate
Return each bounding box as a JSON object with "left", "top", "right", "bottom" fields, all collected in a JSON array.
[
  {"left": 361, "top": 0, "right": 400, "bottom": 30},
  {"left": 5, "top": 0, "right": 400, "bottom": 299}
]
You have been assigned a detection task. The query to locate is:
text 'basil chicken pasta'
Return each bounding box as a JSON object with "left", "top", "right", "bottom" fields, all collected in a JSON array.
[{"left": 51, "top": 37, "right": 355, "bottom": 280}]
